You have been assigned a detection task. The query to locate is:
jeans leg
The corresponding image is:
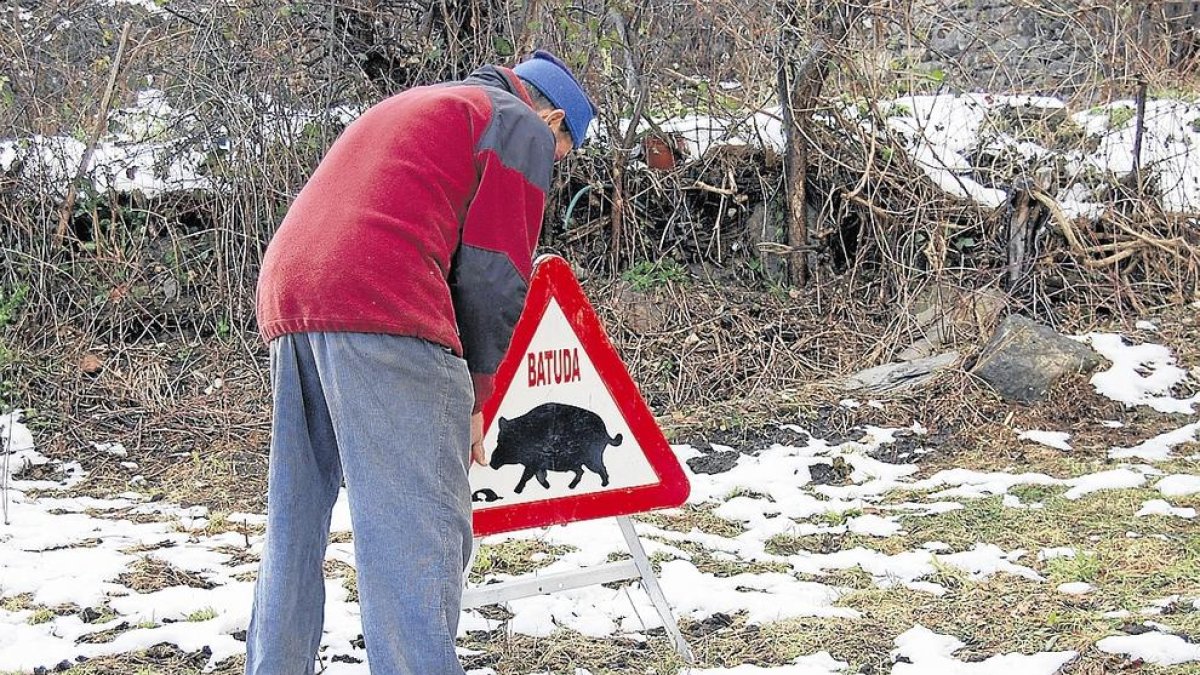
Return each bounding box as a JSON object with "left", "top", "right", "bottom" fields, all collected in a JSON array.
[
  {"left": 246, "top": 334, "right": 344, "bottom": 675},
  {"left": 310, "top": 332, "right": 473, "bottom": 675}
]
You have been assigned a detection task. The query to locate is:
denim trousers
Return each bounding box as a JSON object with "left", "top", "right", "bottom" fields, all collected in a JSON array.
[{"left": 245, "top": 332, "right": 474, "bottom": 675}]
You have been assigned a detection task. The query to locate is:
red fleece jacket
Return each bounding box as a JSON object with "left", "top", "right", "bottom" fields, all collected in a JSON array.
[{"left": 256, "top": 66, "right": 555, "bottom": 412}]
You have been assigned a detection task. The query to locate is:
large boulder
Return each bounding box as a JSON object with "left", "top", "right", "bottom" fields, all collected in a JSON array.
[{"left": 971, "top": 315, "right": 1103, "bottom": 402}]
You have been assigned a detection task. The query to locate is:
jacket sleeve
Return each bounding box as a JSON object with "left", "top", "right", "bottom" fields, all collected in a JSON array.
[{"left": 450, "top": 98, "right": 554, "bottom": 413}]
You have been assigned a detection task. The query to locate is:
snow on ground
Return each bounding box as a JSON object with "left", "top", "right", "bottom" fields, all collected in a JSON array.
[
  {"left": 1018, "top": 430, "right": 1072, "bottom": 451},
  {"left": 1136, "top": 499, "right": 1197, "bottom": 519},
  {"left": 1098, "top": 631, "right": 1200, "bottom": 666},
  {"left": 1111, "top": 423, "right": 1200, "bottom": 462},
  {"left": 1077, "top": 333, "right": 1200, "bottom": 416},
  {"left": 2, "top": 331, "right": 1199, "bottom": 673},
  {"left": 891, "top": 624, "right": 1077, "bottom": 674},
  {"left": 1158, "top": 474, "right": 1200, "bottom": 497},
  {"left": 1057, "top": 582, "right": 1094, "bottom": 595}
]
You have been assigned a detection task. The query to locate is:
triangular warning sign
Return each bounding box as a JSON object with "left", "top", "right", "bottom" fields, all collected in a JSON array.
[{"left": 470, "top": 255, "right": 690, "bottom": 536}]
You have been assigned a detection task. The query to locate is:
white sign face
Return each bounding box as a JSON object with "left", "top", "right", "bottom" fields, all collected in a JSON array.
[{"left": 469, "top": 298, "right": 659, "bottom": 509}]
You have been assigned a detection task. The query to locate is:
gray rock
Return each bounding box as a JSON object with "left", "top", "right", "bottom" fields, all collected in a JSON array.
[
  {"left": 971, "top": 315, "right": 1104, "bottom": 402},
  {"left": 838, "top": 351, "right": 963, "bottom": 393}
]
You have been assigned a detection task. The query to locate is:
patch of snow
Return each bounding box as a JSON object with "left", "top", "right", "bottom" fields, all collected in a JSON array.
[
  {"left": 655, "top": 111, "right": 786, "bottom": 161},
  {"left": 1064, "top": 469, "right": 1146, "bottom": 500},
  {"left": 1, "top": 410, "right": 36, "bottom": 454},
  {"left": 939, "top": 544, "right": 1042, "bottom": 582},
  {"left": 1038, "top": 547, "right": 1077, "bottom": 561},
  {"left": 1158, "top": 474, "right": 1200, "bottom": 496},
  {"left": 891, "top": 624, "right": 1077, "bottom": 674},
  {"left": 847, "top": 514, "right": 902, "bottom": 537},
  {"left": 883, "top": 95, "right": 1008, "bottom": 208},
  {"left": 1018, "top": 430, "right": 1072, "bottom": 451},
  {"left": 1111, "top": 423, "right": 1200, "bottom": 462},
  {"left": 1058, "top": 582, "right": 1093, "bottom": 595},
  {"left": 0, "top": 422, "right": 371, "bottom": 672},
  {"left": 1097, "top": 631, "right": 1200, "bottom": 666},
  {"left": 1135, "top": 320, "right": 1159, "bottom": 331},
  {"left": 658, "top": 560, "right": 858, "bottom": 625},
  {"left": 0, "top": 141, "right": 17, "bottom": 172},
  {"left": 1074, "top": 100, "right": 1200, "bottom": 214},
  {"left": 921, "top": 468, "right": 1059, "bottom": 499},
  {"left": 1, "top": 413, "right": 87, "bottom": 492},
  {"left": 103, "top": 0, "right": 164, "bottom": 13},
  {"left": 905, "top": 581, "right": 948, "bottom": 596},
  {"left": 93, "top": 441, "right": 127, "bottom": 457},
  {"left": 1136, "top": 499, "right": 1196, "bottom": 519},
  {"left": 1078, "top": 333, "right": 1200, "bottom": 414},
  {"left": 796, "top": 543, "right": 1040, "bottom": 589},
  {"left": 331, "top": 490, "right": 353, "bottom": 533}
]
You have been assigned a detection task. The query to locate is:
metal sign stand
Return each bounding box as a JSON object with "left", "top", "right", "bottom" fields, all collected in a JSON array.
[{"left": 462, "top": 516, "right": 694, "bottom": 661}]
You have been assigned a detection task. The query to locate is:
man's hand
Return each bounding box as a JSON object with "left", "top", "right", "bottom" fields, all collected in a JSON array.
[{"left": 470, "top": 412, "right": 486, "bottom": 465}]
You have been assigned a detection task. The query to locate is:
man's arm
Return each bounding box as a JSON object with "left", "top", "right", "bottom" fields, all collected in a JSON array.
[{"left": 450, "top": 99, "right": 555, "bottom": 414}]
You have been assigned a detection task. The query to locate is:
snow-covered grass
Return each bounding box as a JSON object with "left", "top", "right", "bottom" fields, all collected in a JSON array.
[{"left": 2, "top": 331, "right": 1199, "bottom": 674}]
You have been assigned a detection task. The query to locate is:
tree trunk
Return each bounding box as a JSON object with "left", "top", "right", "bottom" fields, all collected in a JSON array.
[
  {"left": 607, "top": 6, "right": 647, "bottom": 267},
  {"left": 775, "top": 2, "right": 867, "bottom": 286}
]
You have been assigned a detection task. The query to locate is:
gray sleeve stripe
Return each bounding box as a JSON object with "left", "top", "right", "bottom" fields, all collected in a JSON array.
[
  {"left": 450, "top": 244, "right": 529, "bottom": 375},
  {"left": 478, "top": 90, "right": 555, "bottom": 193}
]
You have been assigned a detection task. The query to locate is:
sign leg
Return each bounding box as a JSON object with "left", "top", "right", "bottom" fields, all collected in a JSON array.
[{"left": 616, "top": 516, "right": 694, "bottom": 662}]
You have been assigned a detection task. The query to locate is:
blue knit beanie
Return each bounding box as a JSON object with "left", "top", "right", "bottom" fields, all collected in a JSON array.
[{"left": 513, "top": 50, "right": 596, "bottom": 149}]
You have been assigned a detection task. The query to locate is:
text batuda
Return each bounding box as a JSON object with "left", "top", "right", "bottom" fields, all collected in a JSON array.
[{"left": 528, "top": 347, "right": 582, "bottom": 387}]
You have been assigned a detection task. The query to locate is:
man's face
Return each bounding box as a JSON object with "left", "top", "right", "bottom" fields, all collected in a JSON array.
[
  {"left": 552, "top": 128, "right": 573, "bottom": 162},
  {"left": 538, "top": 109, "right": 575, "bottom": 162}
]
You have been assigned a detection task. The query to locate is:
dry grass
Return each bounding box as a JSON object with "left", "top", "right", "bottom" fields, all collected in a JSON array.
[
  {"left": 116, "top": 557, "right": 216, "bottom": 593},
  {"left": 324, "top": 560, "right": 357, "bottom": 602},
  {"left": 0, "top": 594, "right": 34, "bottom": 612},
  {"left": 639, "top": 504, "right": 749, "bottom": 540},
  {"left": 458, "top": 628, "right": 688, "bottom": 674},
  {"left": 45, "top": 644, "right": 242, "bottom": 675},
  {"left": 469, "top": 538, "right": 577, "bottom": 584}
]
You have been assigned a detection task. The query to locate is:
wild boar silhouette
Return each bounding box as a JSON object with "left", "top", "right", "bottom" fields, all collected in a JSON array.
[{"left": 490, "top": 403, "right": 623, "bottom": 493}]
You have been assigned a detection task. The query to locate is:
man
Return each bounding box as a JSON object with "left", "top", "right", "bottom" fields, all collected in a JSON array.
[{"left": 248, "top": 51, "right": 595, "bottom": 675}]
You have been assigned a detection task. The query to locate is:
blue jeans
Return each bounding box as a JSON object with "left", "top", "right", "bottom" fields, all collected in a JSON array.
[{"left": 246, "top": 332, "right": 474, "bottom": 675}]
